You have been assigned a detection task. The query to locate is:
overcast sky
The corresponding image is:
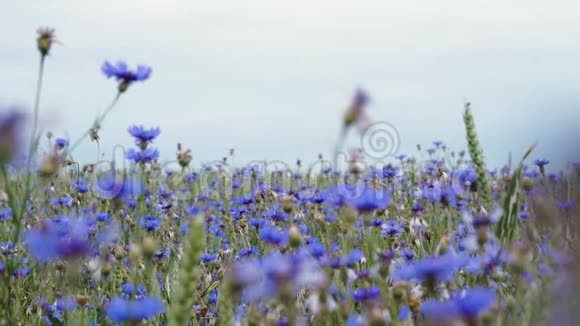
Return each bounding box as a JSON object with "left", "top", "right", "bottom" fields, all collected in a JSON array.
[{"left": 2, "top": 0, "right": 579, "bottom": 171}]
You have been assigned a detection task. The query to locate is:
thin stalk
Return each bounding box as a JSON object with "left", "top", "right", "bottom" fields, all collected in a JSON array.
[
  {"left": 66, "top": 92, "right": 121, "bottom": 156},
  {"left": 21, "top": 55, "right": 46, "bottom": 242},
  {"left": 29, "top": 55, "right": 46, "bottom": 154}
]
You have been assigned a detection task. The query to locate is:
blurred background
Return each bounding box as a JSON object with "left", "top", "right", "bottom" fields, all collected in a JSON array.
[{"left": 1, "top": 0, "right": 579, "bottom": 170}]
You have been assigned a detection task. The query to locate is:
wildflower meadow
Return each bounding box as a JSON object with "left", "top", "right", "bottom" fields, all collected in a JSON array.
[{"left": 1, "top": 27, "right": 579, "bottom": 326}]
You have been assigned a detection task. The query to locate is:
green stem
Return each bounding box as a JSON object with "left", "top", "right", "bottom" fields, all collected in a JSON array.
[
  {"left": 29, "top": 55, "right": 46, "bottom": 155},
  {"left": 66, "top": 92, "right": 121, "bottom": 156},
  {"left": 20, "top": 55, "right": 46, "bottom": 249}
]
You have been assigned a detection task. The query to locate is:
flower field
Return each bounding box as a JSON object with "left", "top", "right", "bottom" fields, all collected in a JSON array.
[{"left": 1, "top": 28, "right": 579, "bottom": 326}]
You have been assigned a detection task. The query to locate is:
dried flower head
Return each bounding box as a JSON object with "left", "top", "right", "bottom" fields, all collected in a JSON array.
[{"left": 36, "top": 27, "right": 57, "bottom": 56}]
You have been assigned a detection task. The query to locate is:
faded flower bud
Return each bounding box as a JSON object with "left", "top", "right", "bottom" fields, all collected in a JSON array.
[
  {"left": 38, "top": 154, "right": 61, "bottom": 178},
  {"left": 177, "top": 148, "right": 192, "bottom": 168},
  {"left": 288, "top": 225, "right": 303, "bottom": 248},
  {"left": 142, "top": 236, "right": 157, "bottom": 259},
  {"left": 37, "top": 27, "right": 56, "bottom": 56},
  {"left": 90, "top": 128, "right": 100, "bottom": 142}
]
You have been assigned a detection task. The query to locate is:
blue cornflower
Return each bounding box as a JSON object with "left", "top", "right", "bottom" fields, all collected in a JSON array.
[
  {"left": 128, "top": 126, "right": 160, "bottom": 146},
  {"left": 349, "top": 187, "right": 390, "bottom": 213},
  {"left": 347, "top": 314, "right": 366, "bottom": 326},
  {"left": 346, "top": 248, "right": 364, "bottom": 267},
  {"left": 136, "top": 285, "right": 147, "bottom": 300},
  {"left": 556, "top": 200, "right": 576, "bottom": 212},
  {"left": 105, "top": 296, "right": 164, "bottom": 323},
  {"left": 310, "top": 192, "right": 327, "bottom": 204},
  {"left": 126, "top": 148, "right": 159, "bottom": 164},
  {"left": 94, "top": 171, "right": 143, "bottom": 201},
  {"left": 50, "top": 196, "right": 72, "bottom": 208},
  {"left": 55, "top": 138, "right": 69, "bottom": 149},
  {"left": 141, "top": 214, "right": 161, "bottom": 232},
  {"left": 1, "top": 241, "right": 14, "bottom": 255},
  {"left": 259, "top": 225, "right": 288, "bottom": 246},
  {"left": 534, "top": 159, "right": 549, "bottom": 175},
  {"left": 534, "top": 159, "right": 550, "bottom": 167},
  {"left": 231, "top": 252, "right": 326, "bottom": 302},
  {"left": 0, "top": 109, "right": 25, "bottom": 163},
  {"left": 420, "top": 287, "right": 496, "bottom": 321},
  {"left": 24, "top": 216, "right": 118, "bottom": 263},
  {"left": 464, "top": 241, "right": 507, "bottom": 275},
  {"left": 398, "top": 306, "right": 411, "bottom": 321},
  {"left": 353, "top": 88, "right": 369, "bottom": 107},
  {"left": 201, "top": 253, "right": 218, "bottom": 263},
  {"left": 0, "top": 208, "right": 12, "bottom": 222},
  {"left": 95, "top": 212, "right": 111, "bottom": 223},
  {"left": 266, "top": 205, "right": 288, "bottom": 222},
  {"left": 308, "top": 241, "right": 325, "bottom": 258},
  {"left": 433, "top": 141, "right": 444, "bottom": 148},
  {"left": 462, "top": 207, "right": 503, "bottom": 229},
  {"left": 121, "top": 283, "right": 134, "bottom": 296},
  {"left": 71, "top": 179, "right": 89, "bottom": 193},
  {"left": 57, "top": 298, "right": 80, "bottom": 311},
  {"left": 381, "top": 220, "right": 404, "bottom": 238},
  {"left": 351, "top": 285, "right": 380, "bottom": 302},
  {"left": 382, "top": 166, "right": 400, "bottom": 179},
  {"left": 101, "top": 61, "right": 152, "bottom": 92},
  {"left": 412, "top": 203, "right": 424, "bottom": 215},
  {"left": 401, "top": 248, "right": 414, "bottom": 261},
  {"left": 395, "top": 252, "right": 465, "bottom": 283},
  {"left": 238, "top": 247, "right": 259, "bottom": 258},
  {"left": 154, "top": 248, "right": 171, "bottom": 261},
  {"left": 422, "top": 182, "right": 460, "bottom": 208}
]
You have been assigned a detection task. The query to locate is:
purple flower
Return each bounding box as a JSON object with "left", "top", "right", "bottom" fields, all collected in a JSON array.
[
  {"left": 381, "top": 220, "right": 404, "bottom": 238},
  {"left": 462, "top": 207, "right": 503, "bottom": 229},
  {"left": 121, "top": 283, "right": 135, "bottom": 296},
  {"left": 395, "top": 252, "right": 465, "bottom": 283},
  {"left": 534, "top": 159, "right": 550, "bottom": 167},
  {"left": 0, "top": 109, "right": 26, "bottom": 163},
  {"left": 433, "top": 141, "right": 444, "bottom": 148},
  {"left": 308, "top": 241, "right": 325, "bottom": 258},
  {"left": 349, "top": 187, "right": 390, "bottom": 213},
  {"left": 0, "top": 208, "right": 13, "bottom": 222},
  {"left": 556, "top": 200, "right": 576, "bottom": 212},
  {"left": 54, "top": 138, "right": 69, "bottom": 149},
  {"left": 105, "top": 296, "right": 165, "bottom": 323},
  {"left": 94, "top": 171, "right": 144, "bottom": 201},
  {"left": 398, "top": 306, "right": 411, "bottom": 320},
  {"left": 266, "top": 205, "right": 288, "bottom": 222},
  {"left": 95, "top": 212, "right": 111, "bottom": 223},
  {"left": 259, "top": 225, "right": 288, "bottom": 246},
  {"left": 534, "top": 159, "right": 550, "bottom": 175},
  {"left": 201, "top": 253, "right": 218, "bottom": 263},
  {"left": 351, "top": 285, "right": 380, "bottom": 302},
  {"left": 352, "top": 88, "right": 369, "bottom": 107},
  {"left": 346, "top": 248, "right": 364, "bottom": 267},
  {"left": 382, "top": 166, "right": 399, "bottom": 179},
  {"left": 140, "top": 215, "right": 161, "bottom": 232},
  {"left": 72, "top": 179, "right": 89, "bottom": 193},
  {"left": 24, "top": 216, "right": 118, "bottom": 263},
  {"left": 102, "top": 61, "right": 152, "bottom": 92},
  {"left": 128, "top": 126, "right": 161, "bottom": 145},
  {"left": 230, "top": 252, "right": 326, "bottom": 302},
  {"left": 420, "top": 287, "right": 496, "bottom": 321},
  {"left": 126, "top": 148, "right": 159, "bottom": 164}
]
